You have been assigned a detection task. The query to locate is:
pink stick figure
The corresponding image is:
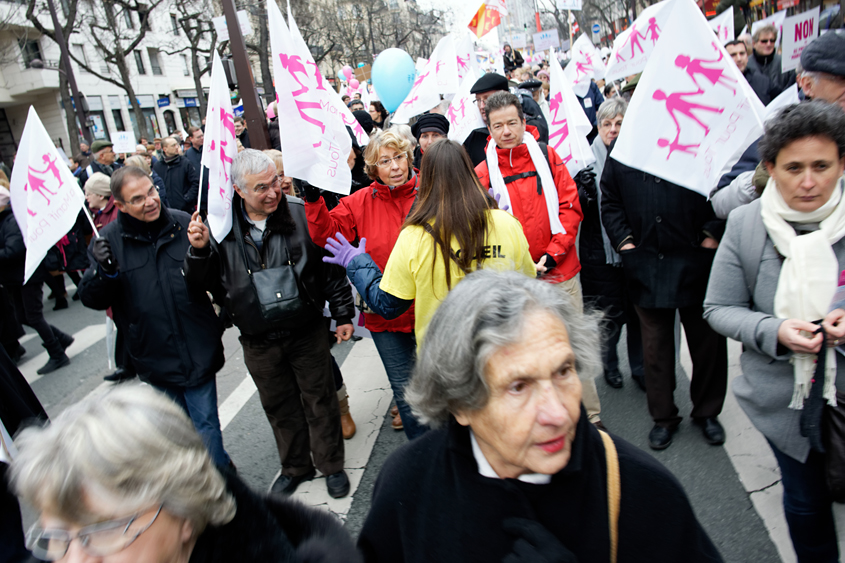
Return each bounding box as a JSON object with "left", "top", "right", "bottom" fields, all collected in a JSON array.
[
  {"left": 653, "top": 88, "right": 724, "bottom": 136},
  {"left": 615, "top": 49, "right": 627, "bottom": 63},
  {"left": 574, "top": 60, "right": 593, "bottom": 82},
  {"left": 279, "top": 54, "right": 310, "bottom": 96},
  {"left": 674, "top": 44, "right": 737, "bottom": 95},
  {"left": 306, "top": 61, "right": 327, "bottom": 91},
  {"left": 401, "top": 96, "right": 419, "bottom": 108},
  {"left": 218, "top": 140, "right": 233, "bottom": 181},
  {"left": 646, "top": 17, "right": 661, "bottom": 45},
  {"left": 294, "top": 100, "right": 326, "bottom": 136},
  {"left": 657, "top": 135, "right": 700, "bottom": 159},
  {"left": 412, "top": 71, "right": 429, "bottom": 91},
  {"left": 219, "top": 108, "right": 236, "bottom": 139},
  {"left": 436, "top": 60, "right": 445, "bottom": 75},
  {"left": 624, "top": 25, "right": 647, "bottom": 58},
  {"left": 31, "top": 154, "right": 63, "bottom": 184},
  {"left": 457, "top": 55, "right": 469, "bottom": 72},
  {"left": 25, "top": 169, "right": 57, "bottom": 205}
]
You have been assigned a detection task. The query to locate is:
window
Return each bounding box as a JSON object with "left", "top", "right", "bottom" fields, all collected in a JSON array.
[
  {"left": 71, "top": 44, "right": 88, "bottom": 72},
  {"left": 18, "top": 39, "right": 43, "bottom": 69},
  {"left": 180, "top": 54, "right": 190, "bottom": 77},
  {"left": 171, "top": 14, "right": 179, "bottom": 35},
  {"left": 147, "top": 48, "right": 163, "bottom": 75},
  {"left": 123, "top": 9, "right": 133, "bottom": 28},
  {"left": 134, "top": 50, "right": 146, "bottom": 75},
  {"left": 112, "top": 109, "right": 125, "bottom": 131}
]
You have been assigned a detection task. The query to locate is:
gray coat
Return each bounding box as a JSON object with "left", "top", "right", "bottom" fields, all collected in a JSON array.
[{"left": 703, "top": 199, "right": 845, "bottom": 462}]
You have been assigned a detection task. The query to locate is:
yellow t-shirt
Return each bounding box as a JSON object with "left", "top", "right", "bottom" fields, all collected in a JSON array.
[{"left": 380, "top": 209, "right": 536, "bottom": 347}]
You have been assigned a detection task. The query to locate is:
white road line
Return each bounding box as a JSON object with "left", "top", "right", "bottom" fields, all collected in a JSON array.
[
  {"left": 19, "top": 333, "right": 38, "bottom": 345},
  {"left": 19, "top": 324, "right": 107, "bottom": 385},
  {"left": 219, "top": 376, "right": 258, "bottom": 430}
]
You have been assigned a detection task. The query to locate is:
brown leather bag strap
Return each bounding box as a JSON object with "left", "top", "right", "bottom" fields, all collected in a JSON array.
[{"left": 599, "top": 430, "right": 620, "bottom": 563}]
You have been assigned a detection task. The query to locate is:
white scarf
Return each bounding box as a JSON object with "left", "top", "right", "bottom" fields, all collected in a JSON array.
[
  {"left": 760, "top": 176, "right": 845, "bottom": 409},
  {"left": 486, "top": 132, "right": 566, "bottom": 235}
]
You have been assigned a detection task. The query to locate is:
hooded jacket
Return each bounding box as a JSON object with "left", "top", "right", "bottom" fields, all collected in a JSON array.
[
  {"left": 474, "top": 126, "right": 583, "bottom": 283},
  {"left": 305, "top": 174, "right": 418, "bottom": 333}
]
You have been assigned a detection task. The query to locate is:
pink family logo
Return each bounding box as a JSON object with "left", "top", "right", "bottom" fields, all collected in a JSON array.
[
  {"left": 654, "top": 42, "right": 733, "bottom": 159},
  {"left": 616, "top": 17, "right": 661, "bottom": 63},
  {"left": 208, "top": 106, "right": 235, "bottom": 182},
  {"left": 573, "top": 52, "right": 594, "bottom": 82},
  {"left": 446, "top": 98, "right": 467, "bottom": 125},
  {"left": 24, "top": 153, "right": 65, "bottom": 217},
  {"left": 341, "top": 112, "right": 366, "bottom": 140},
  {"left": 279, "top": 53, "right": 328, "bottom": 147},
  {"left": 548, "top": 92, "right": 574, "bottom": 166},
  {"left": 456, "top": 55, "right": 469, "bottom": 73},
  {"left": 400, "top": 71, "right": 430, "bottom": 108}
]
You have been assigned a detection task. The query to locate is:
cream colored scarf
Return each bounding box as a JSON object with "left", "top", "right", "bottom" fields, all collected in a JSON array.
[{"left": 760, "top": 176, "right": 845, "bottom": 409}]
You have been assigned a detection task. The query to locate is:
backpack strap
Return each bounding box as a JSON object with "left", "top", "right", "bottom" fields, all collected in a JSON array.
[
  {"left": 599, "top": 430, "right": 620, "bottom": 563},
  {"left": 502, "top": 143, "right": 552, "bottom": 196}
]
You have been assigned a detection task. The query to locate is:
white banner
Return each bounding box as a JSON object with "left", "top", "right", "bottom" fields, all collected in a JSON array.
[
  {"left": 557, "top": 0, "right": 582, "bottom": 9},
  {"left": 393, "top": 35, "right": 458, "bottom": 124},
  {"left": 549, "top": 51, "right": 595, "bottom": 177},
  {"left": 200, "top": 52, "right": 236, "bottom": 242},
  {"left": 765, "top": 83, "right": 800, "bottom": 122},
  {"left": 446, "top": 69, "right": 486, "bottom": 145},
  {"left": 455, "top": 32, "right": 482, "bottom": 82},
  {"left": 611, "top": 0, "right": 765, "bottom": 198},
  {"left": 511, "top": 33, "right": 527, "bottom": 49},
  {"left": 563, "top": 33, "right": 606, "bottom": 98},
  {"left": 533, "top": 29, "right": 561, "bottom": 52},
  {"left": 781, "top": 7, "right": 819, "bottom": 73},
  {"left": 604, "top": 0, "right": 678, "bottom": 83},
  {"left": 111, "top": 131, "right": 136, "bottom": 154},
  {"left": 751, "top": 10, "right": 787, "bottom": 47},
  {"left": 10, "top": 107, "right": 87, "bottom": 283},
  {"left": 708, "top": 7, "right": 735, "bottom": 44},
  {"left": 267, "top": 0, "right": 351, "bottom": 195}
]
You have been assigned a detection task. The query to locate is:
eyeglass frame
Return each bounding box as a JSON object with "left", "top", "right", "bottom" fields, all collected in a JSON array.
[
  {"left": 250, "top": 174, "right": 281, "bottom": 195},
  {"left": 124, "top": 185, "right": 159, "bottom": 207},
  {"left": 26, "top": 504, "right": 163, "bottom": 560},
  {"left": 376, "top": 153, "right": 408, "bottom": 169}
]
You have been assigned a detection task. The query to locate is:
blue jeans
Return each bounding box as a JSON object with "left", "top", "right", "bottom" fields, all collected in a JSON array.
[
  {"left": 157, "top": 378, "right": 231, "bottom": 468},
  {"left": 768, "top": 440, "right": 839, "bottom": 563},
  {"left": 371, "top": 331, "right": 427, "bottom": 440}
]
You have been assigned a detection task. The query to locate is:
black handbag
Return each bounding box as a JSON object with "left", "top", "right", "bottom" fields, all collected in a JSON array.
[{"left": 823, "top": 390, "right": 845, "bottom": 503}]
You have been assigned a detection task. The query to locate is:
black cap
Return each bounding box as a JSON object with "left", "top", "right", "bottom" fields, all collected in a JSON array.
[
  {"left": 470, "top": 73, "right": 509, "bottom": 95},
  {"left": 411, "top": 113, "right": 449, "bottom": 140},
  {"left": 352, "top": 110, "right": 374, "bottom": 135},
  {"left": 518, "top": 79, "right": 542, "bottom": 90},
  {"left": 801, "top": 31, "right": 845, "bottom": 78}
]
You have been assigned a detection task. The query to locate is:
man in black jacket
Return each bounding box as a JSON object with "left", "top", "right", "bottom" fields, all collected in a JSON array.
[
  {"left": 601, "top": 145, "right": 728, "bottom": 451},
  {"left": 184, "top": 126, "right": 209, "bottom": 212},
  {"left": 725, "top": 40, "right": 776, "bottom": 105},
  {"left": 152, "top": 136, "right": 200, "bottom": 213},
  {"left": 183, "top": 149, "right": 355, "bottom": 499},
  {"left": 77, "top": 166, "right": 231, "bottom": 468},
  {"left": 77, "top": 139, "right": 122, "bottom": 187},
  {"left": 748, "top": 24, "right": 795, "bottom": 97}
]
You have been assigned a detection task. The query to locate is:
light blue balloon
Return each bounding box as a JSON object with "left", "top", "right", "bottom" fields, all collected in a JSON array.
[
  {"left": 371, "top": 48, "right": 415, "bottom": 113},
  {"left": 336, "top": 69, "right": 346, "bottom": 82},
  {"left": 357, "top": 62, "right": 366, "bottom": 68}
]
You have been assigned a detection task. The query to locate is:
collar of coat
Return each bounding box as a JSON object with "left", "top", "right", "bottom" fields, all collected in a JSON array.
[
  {"left": 117, "top": 205, "right": 177, "bottom": 241},
  {"left": 369, "top": 170, "right": 419, "bottom": 200},
  {"left": 486, "top": 125, "right": 541, "bottom": 165},
  {"left": 232, "top": 191, "right": 297, "bottom": 237}
]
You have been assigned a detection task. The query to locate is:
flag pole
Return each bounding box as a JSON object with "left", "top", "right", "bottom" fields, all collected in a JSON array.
[
  {"left": 197, "top": 165, "right": 204, "bottom": 211},
  {"left": 83, "top": 206, "right": 100, "bottom": 239}
]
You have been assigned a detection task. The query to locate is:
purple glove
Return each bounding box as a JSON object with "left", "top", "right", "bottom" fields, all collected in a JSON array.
[
  {"left": 323, "top": 232, "right": 367, "bottom": 268},
  {"left": 489, "top": 188, "right": 510, "bottom": 212}
]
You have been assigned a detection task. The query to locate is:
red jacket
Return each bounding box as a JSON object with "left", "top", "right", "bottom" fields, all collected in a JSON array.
[
  {"left": 475, "top": 126, "right": 582, "bottom": 283},
  {"left": 305, "top": 174, "right": 417, "bottom": 333},
  {"left": 92, "top": 197, "right": 119, "bottom": 230}
]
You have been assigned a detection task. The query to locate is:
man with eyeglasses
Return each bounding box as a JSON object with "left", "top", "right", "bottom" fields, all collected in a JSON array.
[
  {"left": 77, "top": 166, "right": 232, "bottom": 470},
  {"left": 184, "top": 149, "right": 355, "bottom": 499},
  {"left": 152, "top": 136, "right": 200, "bottom": 213},
  {"left": 747, "top": 24, "right": 796, "bottom": 97},
  {"left": 463, "top": 73, "right": 510, "bottom": 166}
]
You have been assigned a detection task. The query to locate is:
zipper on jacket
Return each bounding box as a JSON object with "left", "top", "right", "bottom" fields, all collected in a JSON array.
[
  {"left": 509, "top": 147, "right": 514, "bottom": 168},
  {"left": 244, "top": 236, "right": 266, "bottom": 270}
]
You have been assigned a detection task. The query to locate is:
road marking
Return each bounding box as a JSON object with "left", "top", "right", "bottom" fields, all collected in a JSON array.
[
  {"left": 19, "top": 333, "right": 38, "bottom": 345},
  {"left": 219, "top": 376, "right": 257, "bottom": 430},
  {"left": 20, "top": 324, "right": 107, "bottom": 385}
]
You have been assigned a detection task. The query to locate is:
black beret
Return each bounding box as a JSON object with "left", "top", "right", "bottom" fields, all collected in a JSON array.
[
  {"left": 470, "top": 73, "right": 509, "bottom": 94},
  {"left": 411, "top": 113, "right": 450, "bottom": 140},
  {"left": 352, "top": 110, "right": 374, "bottom": 135},
  {"left": 518, "top": 79, "right": 542, "bottom": 90},
  {"left": 801, "top": 31, "right": 845, "bottom": 78}
]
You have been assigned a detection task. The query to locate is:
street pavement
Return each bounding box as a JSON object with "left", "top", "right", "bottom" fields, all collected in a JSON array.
[{"left": 13, "top": 278, "right": 845, "bottom": 562}]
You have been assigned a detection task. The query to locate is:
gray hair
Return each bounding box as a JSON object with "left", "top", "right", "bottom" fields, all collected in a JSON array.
[
  {"left": 124, "top": 154, "right": 151, "bottom": 175},
  {"left": 390, "top": 124, "right": 417, "bottom": 149},
  {"left": 10, "top": 385, "right": 236, "bottom": 533},
  {"left": 759, "top": 101, "right": 845, "bottom": 164},
  {"left": 406, "top": 270, "right": 603, "bottom": 428},
  {"left": 596, "top": 98, "right": 628, "bottom": 124},
  {"left": 752, "top": 24, "right": 777, "bottom": 43},
  {"left": 232, "top": 148, "right": 276, "bottom": 191}
]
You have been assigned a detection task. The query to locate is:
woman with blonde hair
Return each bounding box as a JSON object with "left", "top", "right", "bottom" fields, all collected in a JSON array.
[{"left": 263, "top": 149, "right": 295, "bottom": 197}]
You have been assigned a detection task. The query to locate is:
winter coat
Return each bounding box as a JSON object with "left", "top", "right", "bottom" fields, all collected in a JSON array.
[
  {"left": 0, "top": 208, "right": 24, "bottom": 286},
  {"left": 185, "top": 146, "right": 209, "bottom": 212},
  {"left": 190, "top": 472, "right": 361, "bottom": 563},
  {"left": 463, "top": 127, "right": 492, "bottom": 167},
  {"left": 358, "top": 408, "right": 723, "bottom": 563},
  {"left": 77, "top": 207, "right": 225, "bottom": 389},
  {"left": 475, "top": 126, "right": 583, "bottom": 283},
  {"left": 747, "top": 51, "right": 795, "bottom": 97},
  {"left": 577, "top": 81, "right": 605, "bottom": 144},
  {"left": 152, "top": 155, "right": 200, "bottom": 213},
  {"left": 503, "top": 49, "right": 524, "bottom": 73},
  {"left": 151, "top": 169, "right": 170, "bottom": 209},
  {"left": 237, "top": 130, "right": 251, "bottom": 150},
  {"left": 743, "top": 66, "right": 776, "bottom": 106},
  {"left": 183, "top": 194, "right": 354, "bottom": 338},
  {"left": 600, "top": 142, "right": 725, "bottom": 309},
  {"left": 90, "top": 197, "right": 120, "bottom": 231},
  {"left": 305, "top": 174, "right": 417, "bottom": 333},
  {"left": 269, "top": 118, "right": 282, "bottom": 151},
  {"left": 55, "top": 211, "right": 90, "bottom": 273}
]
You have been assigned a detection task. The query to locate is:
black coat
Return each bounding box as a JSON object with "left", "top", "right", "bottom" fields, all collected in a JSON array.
[
  {"left": 743, "top": 67, "right": 776, "bottom": 106},
  {"left": 183, "top": 194, "right": 354, "bottom": 337},
  {"left": 463, "top": 127, "right": 490, "bottom": 167},
  {"left": 269, "top": 118, "right": 282, "bottom": 151},
  {"left": 78, "top": 159, "right": 122, "bottom": 188},
  {"left": 747, "top": 51, "right": 795, "bottom": 97},
  {"left": 600, "top": 146, "right": 725, "bottom": 309},
  {"left": 0, "top": 208, "right": 24, "bottom": 286},
  {"left": 190, "top": 472, "right": 362, "bottom": 563},
  {"left": 185, "top": 146, "right": 210, "bottom": 212},
  {"left": 152, "top": 155, "right": 200, "bottom": 213},
  {"left": 503, "top": 49, "right": 524, "bottom": 73},
  {"left": 77, "top": 207, "right": 225, "bottom": 388},
  {"left": 358, "top": 409, "right": 722, "bottom": 563}
]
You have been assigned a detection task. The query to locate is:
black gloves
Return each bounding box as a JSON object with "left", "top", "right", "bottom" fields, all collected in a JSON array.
[
  {"left": 542, "top": 253, "right": 557, "bottom": 271},
  {"left": 502, "top": 518, "right": 578, "bottom": 563},
  {"left": 91, "top": 238, "right": 118, "bottom": 276},
  {"left": 574, "top": 167, "right": 597, "bottom": 204},
  {"left": 295, "top": 179, "right": 322, "bottom": 203}
]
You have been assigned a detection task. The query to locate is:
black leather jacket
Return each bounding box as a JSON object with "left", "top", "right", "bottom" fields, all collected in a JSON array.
[{"left": 183, "top": 194, "right": 354, "bottom": 338}]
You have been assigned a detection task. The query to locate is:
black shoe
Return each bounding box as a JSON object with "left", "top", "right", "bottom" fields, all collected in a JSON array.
[
  {"left": 694, "top": 417, "right": 725, "bottom": 445},
  {"left": 103, "top": 367, "right": 135, "bottom": 382},
  {"left": 326, "top": 470, "right": 350, "bottom": 498},
  {"left": 56, "top": 332, "right": 74, "bottom": 351},
  {"left": 648, "top": 425, "right": 676, "bottom": 450},
  {"left": 632, "top": 373, "right": 647, "bottom": 391},
  {"left": 269, "top": 469, "right": 316, "bottom": 496},
  {"left": 604, "top": 370, "right": 623, "bottom": 388},
  {"left": 10, "top": 344, "right": 26, "bottom": 364},
  {"left": 37, "top": 354, "right": 70, "bottom": 375},
  {"left": 53, "top": 299, "right": 69, "bottom": 311}
]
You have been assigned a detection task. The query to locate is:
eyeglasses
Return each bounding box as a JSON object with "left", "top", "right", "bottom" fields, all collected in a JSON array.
[
  {"left": 376, "top": 153, "right": 407, "bottom": 168},
  {"left": 252, "top": 175, "right": 280, "bottom": 195},
  {"left": 26, "top": 505, "right": 163, "bottom": 560},
  {"left": 126, "top": 185, "right": 158, "bottom": 207},
  {"left": 475, "top": 97, "right": 490, "bottom": 108},
  {"left": 758, "top": 38, "right": 776, "bottom": 44}
]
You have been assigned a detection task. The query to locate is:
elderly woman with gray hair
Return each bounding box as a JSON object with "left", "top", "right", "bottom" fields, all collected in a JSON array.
[
  {"left": 358, "top": 270, "right": 722, "bottom": 563},
  {"left": 576, "top": 98, "right": 644, "bottom": 391},
  {"left": 10, "top": 384, "right": 361, "bottom": 563}
]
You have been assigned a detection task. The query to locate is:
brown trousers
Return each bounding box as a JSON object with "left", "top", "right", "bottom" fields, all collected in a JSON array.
[
  {"left": 240, "top": 321, "right": 344, "bottom": 477},
  {"left": 634, "top": 305, "right": 728, "bottom": 429}
]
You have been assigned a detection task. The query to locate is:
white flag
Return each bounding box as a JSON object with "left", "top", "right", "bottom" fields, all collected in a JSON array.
[
  {"left": 10, "top": 107, "right": 86, "bottom": 283},
  {"left": 765, "top": 83, "right": 800, "bottom": 122},
  {"left": 268, "top": 0, "right": 351, "bottom": 195},
  {"left": 393, "top": 35, "right": 458, "bottom": 124},
  {"left": 455, "top": 32, "right": 481, "bottom": 82},
  {"left": 563, "top": 34, "right": 606, "bottom": 98},
  {"left": 751, "top": 10, "right": 787, "bottom": 48},
  {"left": 610, "top": 0, "right": 765, "bottom": 198},
  {"left": 446, "top": 69, "right": 486, "bottom": 145},
  {"left": 200, "top": 52, "right": 236, "bottom": 242},
  {"left": 549, "top": 52, "right": 596, "bottom": 177},
  {"left": 708, "top": 7, "right": 735, "bottom": 44},
  {"left": 604, "top": 0, "right": 678, "bottom": 83}
]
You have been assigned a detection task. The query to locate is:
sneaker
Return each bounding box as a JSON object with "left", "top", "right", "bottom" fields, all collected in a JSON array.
[
  {"left": 269, "top": 469, "right": 316, "bottom": 496},
  {"left": 36, "top": 354, "right": 70, "bottom": 375},
  {"left": 326, "top": 470, "right": 350, "bottom": 498}
]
